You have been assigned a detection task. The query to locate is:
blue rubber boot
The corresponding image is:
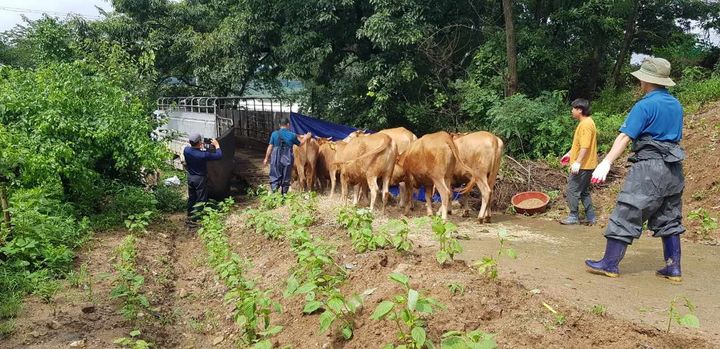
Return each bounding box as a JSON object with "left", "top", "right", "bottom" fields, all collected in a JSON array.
[
  {"left": 560, "top": 215, "right": 580, "bottom": 225},
  {"left": 585, "top": 238, "right": 628, "bottom": 278},
  {"left": 656, "top": 235, "right": 682, "bottom": 282}
]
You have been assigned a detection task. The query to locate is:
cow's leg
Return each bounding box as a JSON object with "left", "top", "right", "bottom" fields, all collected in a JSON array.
[
  {"left": 403, "top": 180, "right": 414, "bottom": 216},
  {"left": 306, "top": 163, "right": 316, "bottom": 192},
  {"left": 436, "top": 178, "right": 453, "bottom": 220},
  {"left": 476, "top": 176, "right": 492, "bottom": 222},
  {"left": 340, "top": 174, "right": 348, "bottom": 205},
  {"left": 353, "top": 184, "right": 361, "bottom": 206},
  {"left": 460, "top": 192, "right": 470, "bottom": 217},
  {"left": 381, "top": 175, "right": 391, "bottom": 212},
  {"left": 398, "top": 182, "right": 406, "bottom": 208},
  {"left": 425, "top": 189, "right": 433, "bottom": 216},
  {"left": 329, "top": 168, "right": 337, "bottom": 198},
  {"left": 366, "top": 176, "right": 380, "bottom": 211}
]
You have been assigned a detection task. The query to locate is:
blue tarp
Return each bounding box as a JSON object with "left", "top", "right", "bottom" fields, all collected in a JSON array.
[
  {"left": 289, "top": 112, "right": 366, "bottom": 141},
  {"left": 287, "top": 112, "right": 458, "bottom": 203}
]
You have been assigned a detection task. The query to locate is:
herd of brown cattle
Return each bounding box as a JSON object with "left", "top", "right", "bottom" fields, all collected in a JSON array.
[{"left": 292, "top": 127, "right": 503, "bottom": 222}]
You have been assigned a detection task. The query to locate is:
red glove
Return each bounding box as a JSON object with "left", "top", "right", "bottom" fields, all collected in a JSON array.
[{"left": 560, "top": 154, "right": 570, "bottom": 166}]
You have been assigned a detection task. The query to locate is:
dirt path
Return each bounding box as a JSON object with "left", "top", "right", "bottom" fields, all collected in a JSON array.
[{"left": 453, "top": 214, "right": 720, "bottom": 344}]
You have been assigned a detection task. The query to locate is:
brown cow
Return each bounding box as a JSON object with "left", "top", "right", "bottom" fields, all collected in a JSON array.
[
  {"left": 335, "top": 133, "right": 397, "bottom": 211},
  {"left": 450, "top": 132, "right": 504, "bottom": 222},
  {"left": 398, "top": 131, "right": 476, "bottom": 220},
  {"left": 378, "top": 127, "right": 417, "bottom": 206},
  {"left": 316, "top": 140, "right": 347, "bottom": 196},
  {"left": 292, "top": 137, "right": 320, "bottom": 191},
  {"left": 378, "top": 127, "right": 417, "bottom": 155}
]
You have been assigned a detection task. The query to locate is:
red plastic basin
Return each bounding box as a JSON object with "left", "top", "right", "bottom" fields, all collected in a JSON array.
[{"left": 511, "top": 191, "right": 550, "bottom": 215}]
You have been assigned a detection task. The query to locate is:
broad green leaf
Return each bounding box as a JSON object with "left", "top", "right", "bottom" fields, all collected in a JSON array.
[
  {"left": 303, "top": 300, "right": 323, "bottom": 314},
  {"left": 319, "top": 310, "right": 336, "bottom": 333},
  {"left": 327, "top": 298, "right": 345, "bottom": 313},
  {"left": 342, "top": 325, "right": 353, "bottom": 339},
  {"left": 372, "top": 300, "right": 396, "bottom": 320},
  {"left": 678, "top": 314, "right": 700, "bottom": 328},
  {"left": 389, "top": 273, "right": 409, "bottom": 286},
  {"left": 407, "top": 289, "right": 419, "bottom": 311},
  {"left": 253, "top": 340, "right": 273, "bottom": 349},
  {"left": 504, "top": 248, "right": 518, "bottom": 259},
  {"left": 284, "top": 276, "right": 299, "bottom": 297},
  {"left": 411, "top": 326, "right": 427, "bottom": 347},
  {"left": 441, "top": 336, "right": 464, "bottom": 349},
  {"left": 296, "top": 282, "right": 317, "bottom": 294},
  {"left": 258, "top": 325, "right": 284, "bottom": 337},
  {"left": 129, "top": 330, "right": 141, "bottom": 337}
]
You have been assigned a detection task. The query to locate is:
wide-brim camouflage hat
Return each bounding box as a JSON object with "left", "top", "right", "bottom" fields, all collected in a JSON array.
[{"left": 631, "top": 57, "right": 676, "bottom": 87}]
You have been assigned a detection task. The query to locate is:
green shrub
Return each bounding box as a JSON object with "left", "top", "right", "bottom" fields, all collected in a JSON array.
[
  {"left": 154, "top": 185, "right": 185, "bottom": 213},
  {"left": 92, "top": 184, "right": 157, "bottom": 229},
  {"left": 486, "top": 91, "right": 573, "bottom": 158},
  {"left": 593, "top": 88, "right": 636, "bottom": 115},
  {"left": 592, "top": 112, "right": 625, "bottom": 154},
  {"left": 673, "top": 75, "right": 720, "bottom": 113},
  {"left": 0, "top": 188, "right": 90, "bottom": 272}
]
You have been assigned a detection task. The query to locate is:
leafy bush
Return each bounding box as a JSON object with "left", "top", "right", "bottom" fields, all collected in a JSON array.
[
  {"left": 592, "top": 112, "right": 625, "bottom": 154},
  {"left": 93, "top": 185, "right": 157, "bottom": 229},
  {"left": 154, "top": 185, "right": 185, "bottom": 213},
  {"left": 485, "top": 91, "right": 573, "bottom": 158},
  {"left": 0, "top": 188, "right": 89, "bottom": 272}
]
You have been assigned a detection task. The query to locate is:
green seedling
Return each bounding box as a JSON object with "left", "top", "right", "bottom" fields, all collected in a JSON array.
[
  {"left": 473, "top": 230, "right": 517, "bottom": 279},
  {"left": 440, "top": 329, "right": 497, "bottom": 349},
  {"left": 447, "top": 282, "right": 465, "bottom": 296},
  {"left": 110, "top": 235, "right": 150, "bottom": 321},
  {"left": 113, "top": 330, "right": 153, "bottom": 348},
  {"left": 429, "top": 216, "right": 462, "bottom": 265},
  {"left": 591, "top": 304, "right": 607, "bottom": 316},
  {"left": 688, "top": 208, "right": 718, "bottom": 239},
  {"left": 124, "top": 210, "right": 153, "bottom": 234},
  {"left": 371, "top": 273, "right": 445, "bottom": 349},
  {"left": 379, "top": 218, "right": 413, "bottom": 252},
  {"left": 198, "top": 198, "right": 283, "bottom": 345},
  {"left": 542, "top": 302, "right": 566, "bottom": 326},
  {"left": 667, "top": 296, "right": 700, "bottom": 332}
]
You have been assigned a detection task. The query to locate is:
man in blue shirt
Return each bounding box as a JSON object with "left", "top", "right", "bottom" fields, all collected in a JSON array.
[
  {"left": 586, "top": 57, "right": 685, "bottom": 282},
  {"left": 263, "top": 118, "right": 310, "bottom": 194},
  {"left": 184, "top": 133, "right": 223, "bottom": 219}
]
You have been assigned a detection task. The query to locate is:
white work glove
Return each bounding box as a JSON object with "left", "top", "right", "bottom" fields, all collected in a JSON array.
[
  {"left": 591, "top": 160, "right": 611, "bottom": 184},
  {"left": 570, "top": 161, "right": 581, "bottom": 174}
]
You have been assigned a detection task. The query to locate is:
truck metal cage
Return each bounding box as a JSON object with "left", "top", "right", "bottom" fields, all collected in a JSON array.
[{"left": 156, "top": 96, "right": 298, "bottom": 149}]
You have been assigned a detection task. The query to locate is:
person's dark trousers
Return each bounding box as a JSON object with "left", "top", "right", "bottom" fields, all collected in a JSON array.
[
  {"left": 566, "top": 169, "right": 595, "bottom": 221},
  {"left": 187, "top": 174, "right": 209, "bottom": 219},
  {"left": 604, "top": 159, "right": 685, "bottom": 244},
  {"left": 270, "top": 163, "right": 293, "bottom": 195}
]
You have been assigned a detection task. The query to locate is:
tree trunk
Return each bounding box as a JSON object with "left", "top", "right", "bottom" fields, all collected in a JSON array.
[
  {"left": 0, "top": 184, "right": 10, "bottom": 241},
  {"left": 612, "top": 0, "right": 641, "bottom": 89},
  {"left": 503, "top": 0, "right": 519, "bottom": 96}
]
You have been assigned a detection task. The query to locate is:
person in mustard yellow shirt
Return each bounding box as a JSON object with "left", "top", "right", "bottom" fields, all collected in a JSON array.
[{"left": 560, "top": 98, "right": 598, "bottom": 225}]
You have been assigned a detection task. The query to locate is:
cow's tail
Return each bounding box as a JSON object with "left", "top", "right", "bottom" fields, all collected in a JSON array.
[
  {"left": 446, "top": 135, "right": 477, "bottom": 195},
  {"left": 334, "top": 137, "right": 390, "bottom": 166},
  {"left": 489, "top": 137, "right": 504, "bottom": 188}
]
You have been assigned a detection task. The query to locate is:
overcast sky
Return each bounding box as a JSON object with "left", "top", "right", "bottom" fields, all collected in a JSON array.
[{"left": 0, "top": 0, "right": 112, "bottom": 32}]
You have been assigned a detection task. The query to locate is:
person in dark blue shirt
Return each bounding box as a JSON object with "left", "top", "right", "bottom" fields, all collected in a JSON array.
[
  {"left": 183, "top": 133, "right": 223, "bottom": 219},
  {"left": 586, "top": 57, "right": 686, "bottom": 283},
  {"left": 263, "top": 118, "right": 309, "bottom": 194}
]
